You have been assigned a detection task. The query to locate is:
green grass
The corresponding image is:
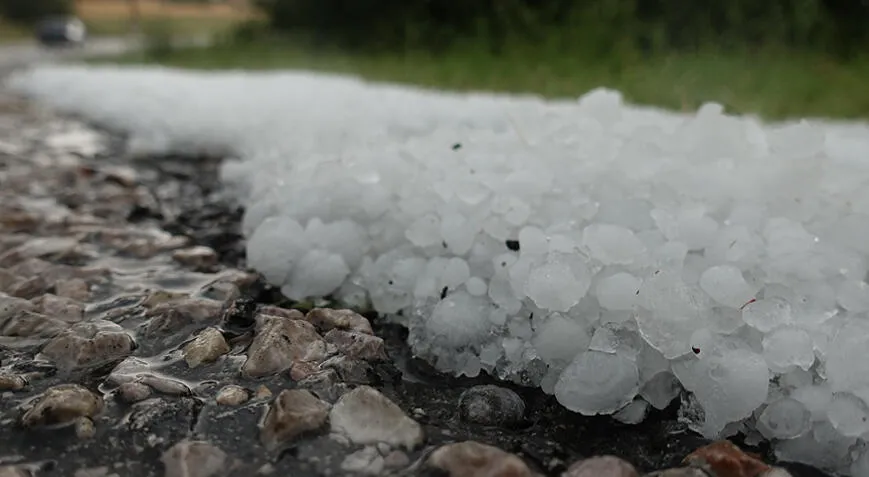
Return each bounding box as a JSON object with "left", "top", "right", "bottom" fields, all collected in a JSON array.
[
  {"left": 0, "top": 20, "right": 33, "bottom": 43},
  {"left": 89, "top": 38, "right": 869, "bottom": 121}
]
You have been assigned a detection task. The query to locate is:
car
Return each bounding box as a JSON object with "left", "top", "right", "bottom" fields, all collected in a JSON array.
[{"left": 35, "top": 15, "right": 87, "bottom": 47}]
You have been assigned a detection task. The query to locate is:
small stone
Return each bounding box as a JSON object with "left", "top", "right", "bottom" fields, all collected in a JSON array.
[
  {"left": 116, "top": 382, "right": 152, "bottom": 403},
  {"left": 0, "top": 373, "right": 27, "bottom": 391},
  {"left": 682, "top": 441, "right": 770, "bottom": 477},
  {"left": 323, "top": 329, "right": 387, "bottom": 361},
  {"left": 383, "top": 450, "right": 410, "bottom": 470},
  {"left": 2, "top": 310, "right": 67, "bottom": 337},
  {"left": 255, "top": 463, "right": 275, "bottom": 475},
  {"left": 41, "top": 323, "right": 135, "bottom": 370},
  {"left": 257, "top": 306, "right": 305, "bottom": 320},
  {"left": 54, "top": 278, "right": 90, "bottom": 301},
  {"left": 138, "top": 375, "right": 192, "bottom": 396},
  {"left": 241, "top": 315, "right": 327, "bottom": 378},
  {"left": 644, "top": 469, "right": 711, "bottom": 477},
  {"left": 183, "top": 327, "right": 230, "bottom": 368},
  {"left": 31, "top": 293, "right": 83, "bottom": 322},
  {"left": 304, "top": 308, "right": 374, "bottom": 335},
  {"left": 320, "top": 355, "right": 376, "bottom": 385},
  {"left": 296, "top": 369, "right": 350, "bottom": 403},
  {"left": 341, "top": 446, "right": 384, "bottom": 475},
  {"left": 288, "top": 360, "right": 321, "bottom": 381},
  {"left": 761, "top": 468, "right": 793, "bottom": 477},
  {"left": 74, "top": 466, "right": 117, "bottom": 477},
  {"left": 75, "top": 416, "right": 96, "bottom": 439},
  {"left": 7, "top": 275, "right": 48, "bottom": 299},
  {"left": 220, "top": 297, "right": 261, "bottom": 332},
  {"left": 329, "top": 385, "right": 423, "bottom": 450},
  {"left": 0, "top": 293, "right": 36, "bottom": 322},
  {"left": 255, "top": 385, "right": 272, "bottom": 399},
  {"left": 426, "top": 441, "right": 536, "bottom": 477},
  {"left": 215, "top": 385, "right": 250, "bottom": 406},
  {"left": 0, "top": 466, "right": 30, "bottom": 477},
  {"left": 21, "top": 384, "right": 103, "bottom": 427},
  {"left": 172, "top": 246, "right": 218, "bottom": 269},
  {"left": 161, "top": 440, "right": 229, "bottom": 477},
  {"left": 260, "top": 389, "right": 330, "bottom": 450},
  {"left": 0, "top": 237, "right": 80, "bottom": 268},
  {"left": 563, "top": 456, "right": 639, "bottom": 477},
  {"left": 458, "top": 385, "right": 526, "bottom": 427}
]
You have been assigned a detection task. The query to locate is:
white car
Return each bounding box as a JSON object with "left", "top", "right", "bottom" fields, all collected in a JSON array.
[{"left": 36, "top": 16, "right": 87, "bottom": 47}]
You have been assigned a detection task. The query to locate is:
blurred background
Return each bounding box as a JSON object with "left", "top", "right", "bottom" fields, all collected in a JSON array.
[{"left": 1, "top": 0, "right": 867, "bottom": 120}]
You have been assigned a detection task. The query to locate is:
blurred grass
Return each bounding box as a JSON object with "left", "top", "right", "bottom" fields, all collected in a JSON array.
[
  {"left": 91, "top": 36, "right": 869, "bottom": 121},
  {"left": 0, "top": 20, "right": 31, "bottom": 42}
]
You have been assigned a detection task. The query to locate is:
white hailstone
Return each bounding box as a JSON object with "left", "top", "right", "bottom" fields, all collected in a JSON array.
[
  {"left": 595, "top": 272, "right": 641, "bottom": 311},
  {"left": 698, "top": 265, "right": 755, "bottom": 308},
  {"left": 742, "top": 297, "right": 793, "bottom": 332},
  {"left": 757, "top": 397, "right": 811, "bottom": 439},
  {"left": 582, "top": 223, "right": 646, "bottom": 265},
  {"left": 554, "top": 350, "right": 639, "bottom": 415}
]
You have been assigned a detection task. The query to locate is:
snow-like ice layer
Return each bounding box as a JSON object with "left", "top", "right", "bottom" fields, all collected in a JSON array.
[{"left": 9, "top": 65, "right": 869, "bottom": 475}]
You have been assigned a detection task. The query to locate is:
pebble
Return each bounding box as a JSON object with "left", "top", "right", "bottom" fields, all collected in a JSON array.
[
  {"left": 0, "top": 373, "right": 27, "bottom": 391},
  {"left": 458, "top": 384, "right": 526, "bottom": 427},
  {"left": 241, "top": 314, "right": 327, "bottom": 378},
  {"left": 296, "top": 368, "right": 351, "bottom": 403},
  {"left": 138, "top": 375, "right": 192, "bottom": 396},
  {"left": 116, "top": 382, "right": 152, "bottom": 403},
  {"left": 644, "top": 469, "right": 712, "bottom": 477},
  {"left": 0, "top": 293, "right": 36, "bottom": 322},
  {"left": 31, "top": 293, "right": 84, "bottom": 322},
  {"left": 172, "top": 246, "right": 218, "bottom": 269},
  {"left": 54, "top": 278, "right": 90, "bottom": 301},
  {"left": 256, "top": 306, "right": 304, "bottom": 320},
  {"left": 161, "top": 440, "right": 230, "bottom": 477},
  {"left": 383, "top": 450, "right": 410, "bottom": 470},
  {"left": 323, "top": 329, "right": 388, "bottom": 361},
  {"left": 682, "top": 441, "right": 770, "bottom": 477},
  {"left": 329, "top": 385, "right": 424, "bottom": 450},
  {"left": 75, "top": 416, "right": 96, "bottom": 439},
  {"left": 304, "top": 308, "right": 374, "bottom": 335},
  {"left": 320, "top": 355, "right": 376, "bottom": 385},
  {"left": 40, "top": 324, "right": 135, "bottom": 369},
  {"left": 2, "top": 309, "right": 67, "bottom": 337},
  {"left": 0, "top": 467, "right": 30, "bottom": 477},
  {"left": 426, "top": 440, "right": 537, "bottom": 477},
  {"left": 21, "top": 384, "right": 103, "bottom": 427},
  {"left": 762, "top": 469, "right": 794, "bottom": 477},
  {"left": 260, "top": 389, "right": 330, "bottom": 450},
  {"left": 254, "top": 385, "right": 273, "bottom": 399},
  {"left": 74, "top": 467, "right": 119, "bottom": 477},
  {"left": 215, "top": 385, "right": 250, "bottom": 406},
  {"left": 7, "top": 275, "right": 48, "bottom": 299},
  {"left": 182, "top": 327, "right": 230, "bottom": 368},
  {"left": 563, "top": 456, "right": 639, "bottom": 477},
  {"left": 341, "top": 446, "right": 384, "bottom": 475}
]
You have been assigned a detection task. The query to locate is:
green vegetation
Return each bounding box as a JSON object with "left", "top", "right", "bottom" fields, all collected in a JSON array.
[
  {"left": 253, "top": 0, "right": 869, "bottom": 60},
  {"left": 0, "top": 0, "right": 73, "bottom": 25},
  {"left": 86, "top": 0, "right": 869, "bottom": 120},
  {"left": 92, "top": 33, "right": 869, "bottom": 121}
]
